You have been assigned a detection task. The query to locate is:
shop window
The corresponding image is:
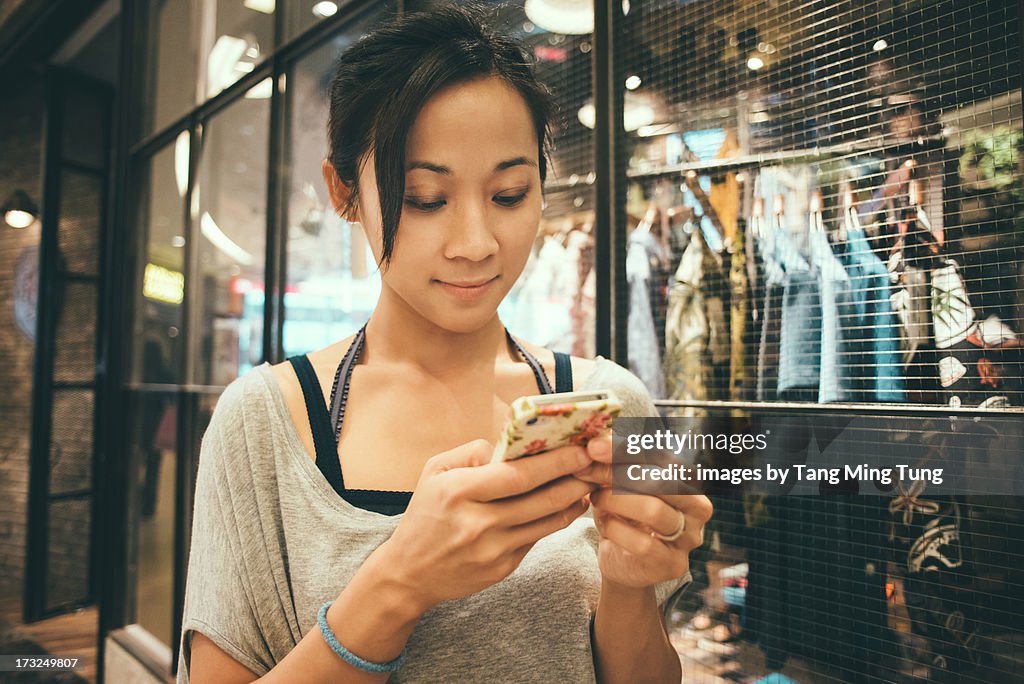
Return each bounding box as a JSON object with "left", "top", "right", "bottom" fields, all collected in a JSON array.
[
  {"left": 131, "top": 141, "right": 187, "bottom": 386},
  {"left": 131, "top": 390, "right": 178, "bottom": 647},
  {"left": 139, "top": 0, "right": 274, "bottom": 140},
  {"left": 282, "top": 10, "right": 388, "bottom": 357},
  {"left": 615, "top": 1, "right": 1023, "bottom": 682},
  {"left": 192, "top": 85, "right": 270, "bottom": 386},
  {"left": 617, "top": 0, "right": 1022, "bottom": 409},
  {"left": 284, "top": 0, "right": 359, "bottom": 42}
]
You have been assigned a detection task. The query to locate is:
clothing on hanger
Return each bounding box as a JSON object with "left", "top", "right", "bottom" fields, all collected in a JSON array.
[{"left": 627, "top": 230, "right": 666, "bottom": 399}]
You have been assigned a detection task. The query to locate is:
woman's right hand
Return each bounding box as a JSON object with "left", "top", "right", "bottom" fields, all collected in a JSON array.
[{"left": 374, "top": 439, "right": 597, "bottom": 611}]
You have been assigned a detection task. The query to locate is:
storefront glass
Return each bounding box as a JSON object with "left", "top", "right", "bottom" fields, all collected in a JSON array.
[
  {"left": 614, "top": 1, "right": 1023, "bottom": 681},
  {"left": 282, "top": 11, "right": 388, "bottom": 356},
  {"left": 139, "top": 0, "right": 198, "bottom": 139},
  {"left": 131, "top": 140, "right": 187, "bottom": 385},
  {"left": 200, "top": 0, "right": 275, "bottom": 101},
  {"left": 132, "top": 391, "right": 178, "bottom": 647},
  {"left": 192, "top": 85, "right": 270, "bottom": 387},
  {"left": 285, "top": 0, "right": 360, "bottom": 41}
]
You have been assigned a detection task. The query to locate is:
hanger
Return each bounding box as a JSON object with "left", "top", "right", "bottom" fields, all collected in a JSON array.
[
  {"left": 808, "top": 189, "right": 825, "bottom": 233},
  {"left": 682, "top": 171, "right": 725, "bottom": 252},
  {"left": 750, "top": 197, "right": 765, "bottom": 239},
  {"left": 841, "top": 186, "right": 859, "bottom": 242},
  {"left": 771, "top": 193, "right": 785, "bottom": 233}
]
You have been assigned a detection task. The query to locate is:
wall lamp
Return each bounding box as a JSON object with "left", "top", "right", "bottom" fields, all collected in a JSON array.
[{"left": 2, "top": 189, "right": 39, "bottom": 228}]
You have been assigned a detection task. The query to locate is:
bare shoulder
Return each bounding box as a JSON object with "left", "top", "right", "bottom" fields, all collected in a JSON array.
[
  {"left": 511, "top": 338, "right": 598, "bottom": 390},
  {"left": 267, "top": 335, "right": 358, "bottom": 462},
  {"left": 268, "top": 335, "right": 358, "bottom": 393}
]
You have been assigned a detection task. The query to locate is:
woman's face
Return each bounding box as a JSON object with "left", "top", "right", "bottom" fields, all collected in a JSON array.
[{"left": 347, "top": 75, "right": 543, "bottom": 333}]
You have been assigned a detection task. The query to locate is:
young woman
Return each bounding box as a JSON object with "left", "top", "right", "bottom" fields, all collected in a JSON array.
[{"left": 179, "top": 5, "right": 711, "bottom": 683}]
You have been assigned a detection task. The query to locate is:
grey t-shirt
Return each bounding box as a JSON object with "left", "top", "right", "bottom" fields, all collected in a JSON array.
[{"left": 178, "top": 357, "right": 691, "bottom": 683}]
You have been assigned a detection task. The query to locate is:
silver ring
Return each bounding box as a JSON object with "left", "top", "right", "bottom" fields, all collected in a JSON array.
[{"left": 653, "top": 508, "right": 686, "bottom": 542}]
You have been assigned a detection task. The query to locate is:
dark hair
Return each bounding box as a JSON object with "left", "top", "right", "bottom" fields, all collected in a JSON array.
[{"left": 326, "top": 2, "right": 556, "bottom": 265}]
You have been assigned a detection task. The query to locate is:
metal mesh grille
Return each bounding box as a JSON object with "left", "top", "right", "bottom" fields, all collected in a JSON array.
[
  {"left": 619, "top": 0, "right": 1022, "bottom": 409},
  {"left": 484, "top": 2, "right": 598, "bottom": 357},
  {"left": 45, "top": 498, "right": 90, "bottom": 611},
  {"left": 58, "top": 170, "right": 102, "bottom": 276},
  {"left": 49, "top": 389, "right": 94, "bottom": 496},
  {"left": 617, "top": 1, "right": 1023, "bottom": 681},
  {"left": 53, "top": 280, "right": 97, "bottom": 384}
]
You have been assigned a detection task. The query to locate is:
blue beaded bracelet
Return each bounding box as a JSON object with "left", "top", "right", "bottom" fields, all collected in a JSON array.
[{"left": 317, "top": 601, "right": 408, "bottom": 673}]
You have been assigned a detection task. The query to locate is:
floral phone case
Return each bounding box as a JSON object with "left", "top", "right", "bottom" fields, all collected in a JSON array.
[{"left": 491, "top": 390, "right": 622, "bottom": 463}]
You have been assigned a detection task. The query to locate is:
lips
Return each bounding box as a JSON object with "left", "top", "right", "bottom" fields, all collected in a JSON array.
[
  {"left": 434, "top": 276, "right": 499, "bottom": 300},
  {"left": 443, "top": 278, "right": 497, "bottom": 288},
  {"left": 446, "top": 278, "right": 497, "bottom": 288}
]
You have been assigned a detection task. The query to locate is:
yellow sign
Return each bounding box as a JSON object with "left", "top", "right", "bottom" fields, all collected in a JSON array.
[{"left": 143, "top": 263, "right": 184, "bottom": 304}]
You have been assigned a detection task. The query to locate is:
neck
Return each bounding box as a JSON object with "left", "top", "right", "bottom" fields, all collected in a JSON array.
[{"left": 363, "top": 285, "right": 513, "bottom": 378}]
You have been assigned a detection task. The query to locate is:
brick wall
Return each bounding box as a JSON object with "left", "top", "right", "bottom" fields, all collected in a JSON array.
[{"left": 0, "top": 79, "right": 44, "bottom": 609}]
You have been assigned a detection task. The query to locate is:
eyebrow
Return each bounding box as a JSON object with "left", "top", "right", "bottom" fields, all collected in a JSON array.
[{"left": 405, "top": 156, "right": 537, "bottom": 175}]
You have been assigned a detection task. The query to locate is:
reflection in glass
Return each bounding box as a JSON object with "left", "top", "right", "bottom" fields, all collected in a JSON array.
[
  {"left": 285, "top": 0, "right": 360, "bottom": 42},
  {"left": 193, "top": 85, "right": 269, "bottom": 386},
  {"left": 133, "top": 391, "right": 177, "bottom": 646},
  {"left": 282, "top": 9, "right": 391, "bottom": 357},
  {"left": 139, "top": 0, "right": 198, "bottom": 139},
  {"left": 132, "top": 141, "right": 187, "bottom": 385},
  {"left": 201, "top": 1, "right": 275, "bottom": 100}
]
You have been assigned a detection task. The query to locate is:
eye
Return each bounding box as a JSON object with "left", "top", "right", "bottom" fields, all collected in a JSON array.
[
  {"left": 494, "top": 190, "right": 529, "bottom": 207},
  {"left": 404, "top": 197, "right": 446, "bottom": 212}
]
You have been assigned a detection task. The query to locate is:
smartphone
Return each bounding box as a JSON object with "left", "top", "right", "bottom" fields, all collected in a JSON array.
[{"left": 491, "top": 389, "right": 622, "bottom": 463}]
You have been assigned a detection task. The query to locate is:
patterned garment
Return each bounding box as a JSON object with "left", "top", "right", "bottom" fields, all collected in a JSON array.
[
  {"left": 728, "top": 221, "right": 749, "bottom": 401},
  {"left": 664, "top": 229, "right": 728, "bottom": 415}
]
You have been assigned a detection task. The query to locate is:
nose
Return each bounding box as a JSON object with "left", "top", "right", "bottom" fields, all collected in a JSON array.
[{"left": 442, "top": 198, "right": 499, "bottom": 262}]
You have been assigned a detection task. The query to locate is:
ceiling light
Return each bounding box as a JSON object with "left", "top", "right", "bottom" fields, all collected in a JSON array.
[
  {"left": 873, "top": 39, "right": 888, "bottom": 51},
  {"left": 578, "top": 92, "right": 658, "bottom": 132},
  {"left": 207, "top": 35, "right": 248, "bottom": 97},
  {"left": 174, "top": 131, "right": 189, "bottom": 198},
  {"left": 525, "top": 0, "right": 593, "bottom": 35},
  {"left": 201, "top": 212, "right": 254, "bottom": 266},
  {"left": 243, "top": 0, "right": 275, "bottom": 14},
  {"left": 747, "top": 56, "right": 765, "bottom": 71},
  {"left": 2, "top": 190, "right": 38, "bottom": 228},
  {"left": 625, "top": 75, "right": 642, "bottom": 90},
  {"left": 244, "top": 77, "right": 273, "bottom": 99},
  {"left": 312, "top": 1, "right": 338, "bottom": 18}
]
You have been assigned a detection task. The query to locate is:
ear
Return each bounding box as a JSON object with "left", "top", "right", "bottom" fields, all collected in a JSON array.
[{"left": 322, "top": 159, "right": 359, "bottom": 222}]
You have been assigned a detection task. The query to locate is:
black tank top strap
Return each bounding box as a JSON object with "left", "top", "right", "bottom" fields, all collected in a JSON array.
[
  {"left": 505, "top": 330, "right": 554, "bottom": 394},
  {"left": 553, "top": 351, "right": 574, "bottom": 393},
  {"left": 286, "top": 354, "right": 346, "bottom": 494}
]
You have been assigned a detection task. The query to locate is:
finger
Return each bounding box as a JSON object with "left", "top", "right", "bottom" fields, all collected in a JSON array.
[
  {"left": 585, "top": 431, "right": 613, "bottom": 463},
  {"left": 656, "top": 494, "right": 714, "bottom": 528},
  {"left": 597, "top": 514, "right": 676, "bottom": 562},
  {"left": 495, "top": 476, "right": 597, "bottom": 526},
  {"left": 572, "top": 463, "right": 706, "bottom": 496},
  {"left": 462, "top": 445, "right": 592, "bottom": 502},
  {"left": 598, "top": 491, "right": 708, "bottom": 548},
  {"left": 590, "top": 489, "right": 682, "bottom": 537},
  {"left": 503, "top": 496, "right": 590, "bottom": 548}
]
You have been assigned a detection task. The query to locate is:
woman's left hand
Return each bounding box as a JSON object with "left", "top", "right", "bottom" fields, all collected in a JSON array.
[{"left": 576, "top": 432, "right": 713, "bottom": 588}]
